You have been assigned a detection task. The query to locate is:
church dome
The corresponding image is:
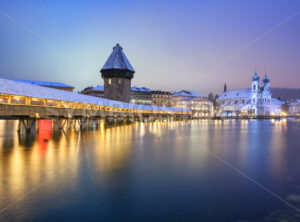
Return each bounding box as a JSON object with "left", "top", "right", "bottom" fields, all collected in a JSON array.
[
  {"left": 263, "top": 75, "right": 270, "bottom": 83},
  {"left": 252, "top": 73, "right": 260, "bottom": 81}
]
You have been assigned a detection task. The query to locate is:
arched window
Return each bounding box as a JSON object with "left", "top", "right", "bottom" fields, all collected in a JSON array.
[{"left": 253, "top": 85, "right": 256, "bottom": 91}]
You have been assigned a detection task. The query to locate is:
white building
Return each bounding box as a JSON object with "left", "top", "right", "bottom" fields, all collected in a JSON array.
[
  {"left": 217, "top": 73, "right": 283, "bottom": 117},
  {"left": 288, "top": 100, "right": 300, "bottom": 116},
  {"left": 172, "top": 90, "right": 213, "bottom": 118}
]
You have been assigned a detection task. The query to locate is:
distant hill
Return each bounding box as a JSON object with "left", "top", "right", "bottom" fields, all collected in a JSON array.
[{"left": 271, "top": 88, "right": 300, "bottom": 101}]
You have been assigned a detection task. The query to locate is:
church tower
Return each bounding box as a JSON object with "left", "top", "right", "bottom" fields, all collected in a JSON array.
[
  {"left": 251, "top": 72, "right": 260, "bottom": 93},
  {"left": 100, "top": 44, "right": 135, "bottom": 102},
  {"left": 262, "top": 75, "right": 270, "bottom": 92},
  {"left": 262, "top": 74, "right": 271, "bottom": 115},
  {"left": 251, "top": 72, "right": 260, "bottom": 116}
]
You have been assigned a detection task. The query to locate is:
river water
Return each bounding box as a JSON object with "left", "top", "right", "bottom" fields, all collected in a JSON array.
[{"left": 1, "top": 119, "right": 300, "bottom": 222}]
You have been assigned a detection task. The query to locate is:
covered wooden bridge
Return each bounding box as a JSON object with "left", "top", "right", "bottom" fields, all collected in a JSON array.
[{"left": 0, "top": 79, "right": 191, "bottom": 133}]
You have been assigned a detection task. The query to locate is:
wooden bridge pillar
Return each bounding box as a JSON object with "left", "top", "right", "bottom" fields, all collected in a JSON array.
[
  {"left": 127, "top": 116, "right": 134, "bottom": 123},
  {"left": 163, "top": 115, "right": 170, "bottom": 122},
  {"left": 17, "top": 119, "right": 22, "bottom": 132},
  {"left": 35, "top": 119, "right": 39, "bottom": 133},
  {"left": 58, "top": 117, "right": 67, "bottom": 130},
  {"left": 24, "top": 118, "right": 36, "bottom": 134},
  {"left": 95, "top": 118, "right": 103, "bottom": 129},
  {"left": 105, "top": 116, "right": 114, "bottom": 124},
  {"left": 149, "top": 116, "right": 155, "bottom": 122},
  {"left": 90, "top": 118, "right": 97, "bottom": 129},
  {"left": 134, "top": 116, "right": 141, "bottom": 122},
  {"left": 79, "top": 117, "right": 86, "bottom": 130},
  {"left": 116, "top": 116, "right": 124, "bottom": 124},
  {"left": 16, "top": 118, "right": 33, "bottom": 133},
  {"left": 156, "top": 115, "right": 163, "bottom": 121},
  {"left": 86, "top": 117, "right": 89, "bottom": 129},
  {"left": 58, "top": 117, "right": 62, "bottom": 129},
  {"left": 143, "top": 116, "right": 151, "bottom": 122},
  {"left": 67, "top": 118, "right": 72, "bottom": 129},
  {"left": 74, "top": 119, "right": 77, "bottom": 129}
]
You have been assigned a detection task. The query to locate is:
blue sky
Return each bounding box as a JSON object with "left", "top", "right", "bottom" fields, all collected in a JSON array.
[{"left": 0, "top": 0, "right": 300, "bottom": 94}]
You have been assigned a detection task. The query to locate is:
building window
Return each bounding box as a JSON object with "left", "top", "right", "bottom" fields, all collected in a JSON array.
[
  {"left": 108, "top": 79, "right": 112, "bottom": 85},
  {"left": 253, "top": 85, "right": 256, "bottom": 91},
  {"left": 118, "top": 78, "right": 122, "bottom": 84}
]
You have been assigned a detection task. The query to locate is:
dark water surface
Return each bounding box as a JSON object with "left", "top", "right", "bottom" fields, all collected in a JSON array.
[{"left": 1, "top": 119, "right": 300, "bottom": 222}]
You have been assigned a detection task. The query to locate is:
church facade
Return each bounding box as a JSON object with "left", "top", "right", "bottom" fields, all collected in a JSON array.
[{"left": 217, "top": 73, "right": 283, "bottom": 117}]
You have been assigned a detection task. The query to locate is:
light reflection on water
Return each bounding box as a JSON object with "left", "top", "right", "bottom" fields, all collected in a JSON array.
[{"left": 0, "top": 119, "right": 300, "bottom": 221}]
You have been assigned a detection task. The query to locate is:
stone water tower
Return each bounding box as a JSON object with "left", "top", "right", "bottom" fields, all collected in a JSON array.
[{"left": 100, "top": 44, "right": 135, "bottom": 102}]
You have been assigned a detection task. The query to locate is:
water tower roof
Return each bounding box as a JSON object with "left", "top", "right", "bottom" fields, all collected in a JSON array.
[{"left": 101, "top": 44, "right": 135, "bottom": 73}]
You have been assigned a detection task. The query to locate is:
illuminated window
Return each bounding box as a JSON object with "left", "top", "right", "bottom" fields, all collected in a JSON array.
[
  {"left": 108, "top": 79, "right": 112, "bottom": 84},
  {"left": 118, "top": 78, "right": 122, "bottom": 84}
]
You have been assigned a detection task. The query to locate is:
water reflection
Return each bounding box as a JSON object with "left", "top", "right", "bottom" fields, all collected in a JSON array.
[{"left": 0, "top": 119, "right": 300, "bottom": 221}]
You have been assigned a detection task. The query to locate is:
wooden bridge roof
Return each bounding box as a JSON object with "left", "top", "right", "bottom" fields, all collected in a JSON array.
[{"left": 0, "top": 78, "right": 189, "bottom": 113}]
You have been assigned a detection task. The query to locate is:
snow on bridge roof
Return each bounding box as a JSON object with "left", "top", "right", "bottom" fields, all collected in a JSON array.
[
  {"left": 7, "top": 78, "right": 74, "bottom": 88},
  {"left": 0, "top": 78, "right": 189, "bottom": 113}
]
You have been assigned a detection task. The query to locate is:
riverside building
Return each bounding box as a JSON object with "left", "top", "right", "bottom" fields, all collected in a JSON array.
[
  {"left": 130, "top": 87, "right": 152, "bottom": 105},
  {"left": 288, "top": 100, "right": 300, "bottom": 116},
  {"left": 151, "top": 90, "right": 172, "bottom": 107},
  {"left": 217, "top": 73, "right": 283, "bottom": 117},
  {"left": 172, "top": 90, "right": 213, "bottom": 118}
]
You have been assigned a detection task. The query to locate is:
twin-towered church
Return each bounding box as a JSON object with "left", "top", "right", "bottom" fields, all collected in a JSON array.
[{"left": 217, "top": 73, "right": 283, "bottom": 117}]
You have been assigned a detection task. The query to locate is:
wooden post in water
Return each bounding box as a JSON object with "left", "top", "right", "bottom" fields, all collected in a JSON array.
[
  {"left": 17, "top": 118, "right": 22, "bottom": 132},
  {"left": 51, "top": 118, "right": 54, "bottom": 129},
  {"left": 59, "top": 117, "right": 64, "bottom": 130},
  {"left": 67, "top": 118, "right": 71, "bottom": 129},
  {"left": 35, "top": 118, "right": 39, "bottom": 133},
  {"left": 24, "top": 118, "right": 35, "bottom": 134}
]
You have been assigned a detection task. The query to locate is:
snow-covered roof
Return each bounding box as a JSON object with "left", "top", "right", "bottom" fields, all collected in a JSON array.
[
  {"left": 0, "top": 78, "right": 189, "bottom": 112},
  {"left": 218, "top": 88, "right": 251, "bottom": 99},
  {"left": 131, "top": 87, "right": 151, "bottom": 92},
  {"left": 101, "top": 44, "right": 135, "bottom": 72},
  {"left": 91, "top": 86, "right": 104, "bottom": 91},
  {"left": 172, "top": 90, "right": 205, "bottom": 98},
  {"left": 7, "top": 78, "right": 74, "bottom": 88},
  {"left": 271, "top": 98, "right": 285, "bottom": 104}
]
